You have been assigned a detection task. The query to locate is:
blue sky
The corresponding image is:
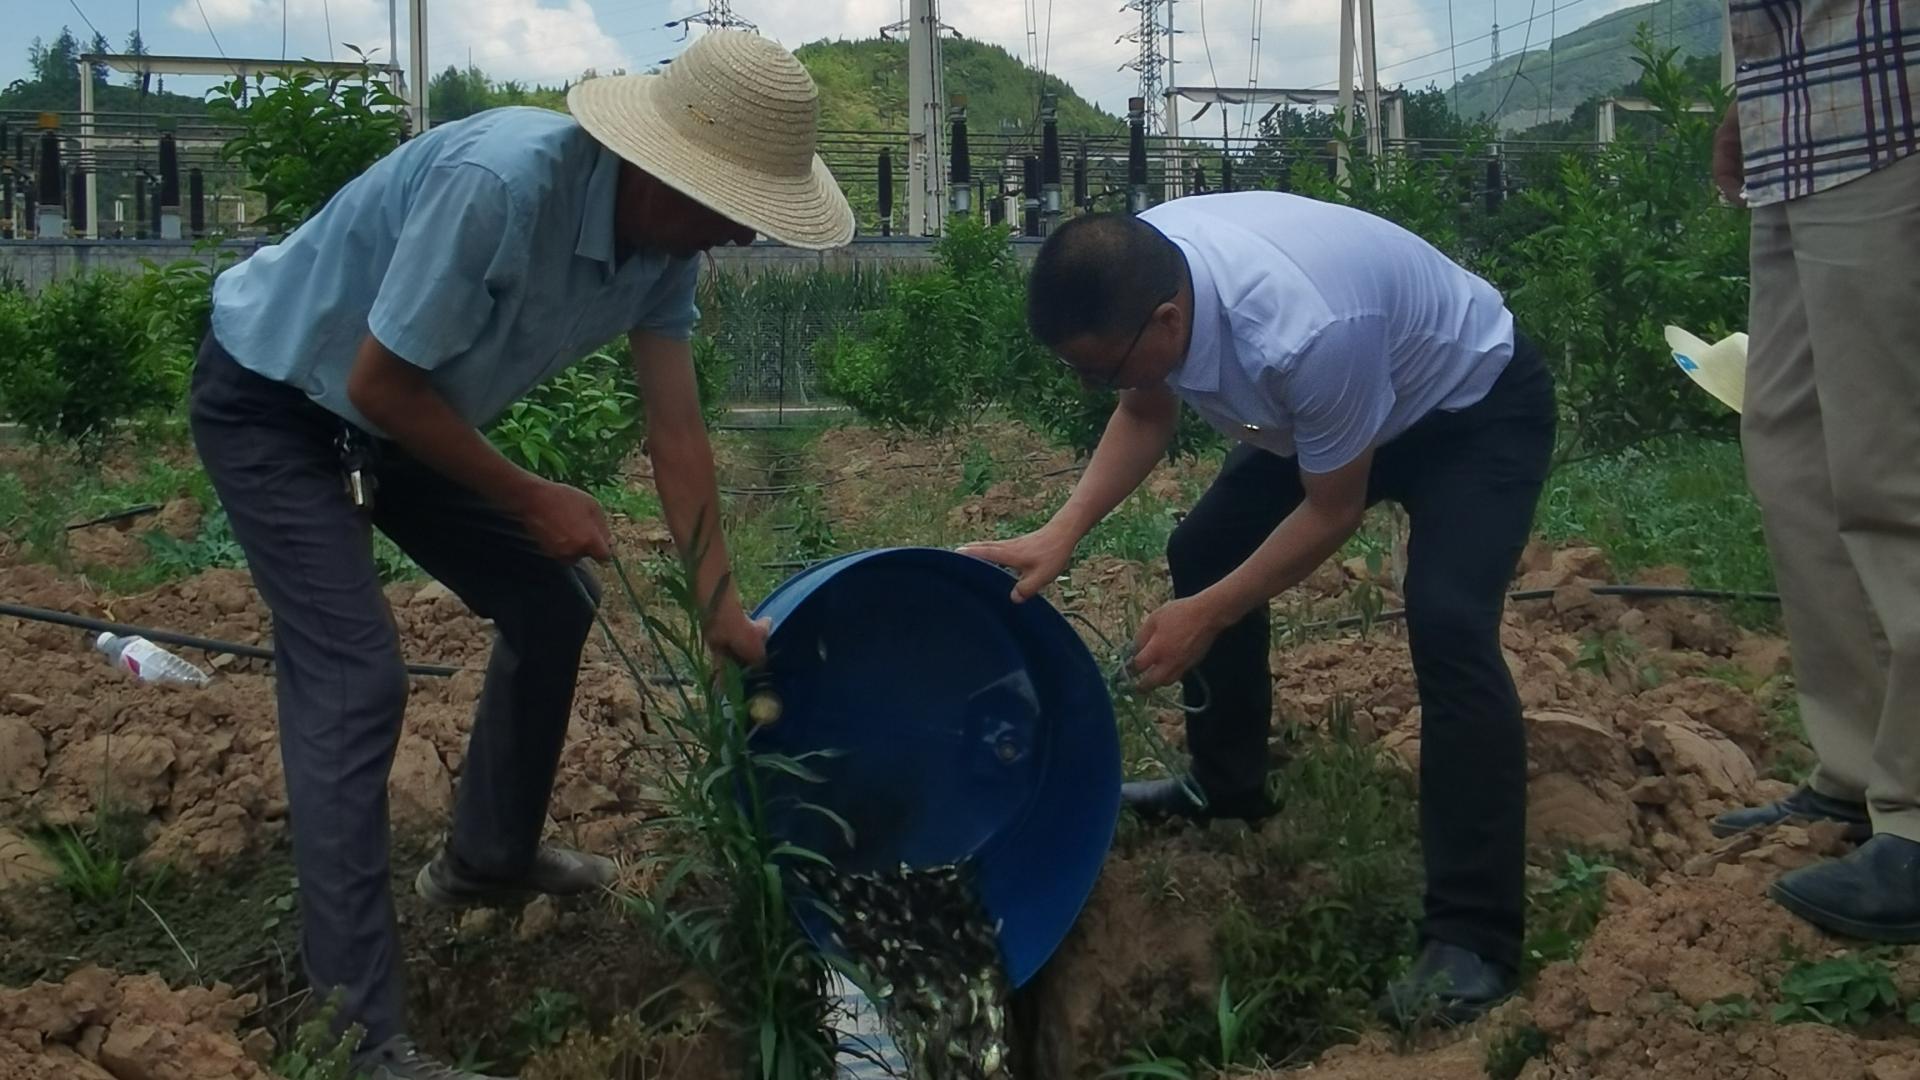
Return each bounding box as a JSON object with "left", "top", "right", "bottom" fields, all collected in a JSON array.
[{"left": 6, "top": 0, "right": 1644, "bottom": 129}]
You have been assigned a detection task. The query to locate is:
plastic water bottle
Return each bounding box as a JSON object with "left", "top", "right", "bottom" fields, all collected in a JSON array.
[{"left": 94, "top": 632, "right": 211, "bottom": 688}]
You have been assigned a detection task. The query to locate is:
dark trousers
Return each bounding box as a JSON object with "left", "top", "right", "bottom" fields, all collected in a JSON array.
[
  {"left": 1168, "top": 336, "right": 1555, "bottom": 970},
  {"left": 187, "top": 334, "right": 599, "bottom": 1045}
]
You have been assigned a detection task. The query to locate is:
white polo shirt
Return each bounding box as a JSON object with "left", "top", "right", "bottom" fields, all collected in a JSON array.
[{"left": 1138, "top": 191, "right": 1517, "bottom": 473}]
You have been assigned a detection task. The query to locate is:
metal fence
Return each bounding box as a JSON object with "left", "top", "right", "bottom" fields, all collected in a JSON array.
[{"left": 697, "top": 268, "right": 893, "bottom": 411}]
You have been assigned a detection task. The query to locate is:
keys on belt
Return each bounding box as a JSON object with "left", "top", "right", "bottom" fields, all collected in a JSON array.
[{"left": 336, "top": 428, "right": 379, "bottom": 510}]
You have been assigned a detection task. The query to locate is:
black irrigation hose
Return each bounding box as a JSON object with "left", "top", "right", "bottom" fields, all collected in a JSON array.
[
  {"left": 0, "top": 601, "right": 691, "bottom": 685},
  {"left": 65, "top": 504, "right": 163, "bottom": 531},
  {"left": 0, "top": 600, "right": 464, "bottom": 676},
  {"left": 1307, "top": 584, "right": 1782, "bottom": 633},
  {"left": 2, "top": 579, "right": 1753, "bottom": 682}
]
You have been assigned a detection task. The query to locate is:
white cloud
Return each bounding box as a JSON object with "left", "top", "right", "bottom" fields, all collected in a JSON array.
[
  {"left": 169, "top": 0, "right": 268, "bottom": 33},
  {"left": 167, "top": 0, "right": 632, "bottom": 84},
  {"left": 441, "top": 0, "right": 629, "bottom": 83}
]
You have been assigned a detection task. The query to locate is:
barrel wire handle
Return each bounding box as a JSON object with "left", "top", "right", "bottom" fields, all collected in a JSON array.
[{"left": 1060, "top": 610, "right": 1211, "bottom": 810}]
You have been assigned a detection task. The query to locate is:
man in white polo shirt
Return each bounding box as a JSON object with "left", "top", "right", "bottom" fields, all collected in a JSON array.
[{"left": 963, "top": 191, "right": 1555, "bottom": 1024}]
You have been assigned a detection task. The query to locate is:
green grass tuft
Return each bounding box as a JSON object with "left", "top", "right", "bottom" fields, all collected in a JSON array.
[{"left": 1539, "top": 437, "right": 1772, "bottom": 596}]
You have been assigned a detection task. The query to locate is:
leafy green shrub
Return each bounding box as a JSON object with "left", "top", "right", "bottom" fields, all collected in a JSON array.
[
  {"left": 1485, "top": 1024, "right": 1551, "bottom": 1080},
  {"left": 127, "top": 256, "right": 227, "bottom": 398},
  {"left": 487, "top": 348, "right": 641, "bottom": 490},
  {"left": 1694, "top": 994, "right": 1758, "bottom": 1030},
  {"left": 207, "top": 50, "right": 408, "bottom": 236},
  {"left": 1774, "top": 951, "right": 1901, "bottom": 1026},
  {"left": 819, "top": 217, "right": 1218, "bottom": 458},
  {"left": 506, "top": 988, "right": 586, "bottom": 1061},
  {"left": 1247, "top": 32, "right": 1745, "bottom": 467},
  {"left": 0, "top": 272, "right": 171, "bottom": 446},
  {"left": 143, "top": 506, "right": 248, "bottom": 578},
  {"left": 1503, "top": 31, "right": 1747, "bottom": 463},
  {"left": 487, "top": 335, "right": 741, "bottom": 490},
  {"left": 272, "top": 997, "right": 368, "bottom": 1080},
  {"left": 1524, "top": 851, "right": 1616, "bottom": 974},
  {"left": 818, "top": 219, "right": 1029, "bottom": 432}
]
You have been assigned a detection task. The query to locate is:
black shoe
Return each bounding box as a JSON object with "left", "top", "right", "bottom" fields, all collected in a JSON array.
[
  {"left": 356, "top": 1035, "right": 511, "bottom": 1079},
  {"left": 1709, "top": 785, "right": 1871, "bottom": 841},
  {"left": 1377, "top": 941, "right": 1517, "bottom": 1029},
  {"left": 414, "top": 844, "right": 617, "bottom": 909},
  {"left": 1121, "top": 776, "right": 1275, "bottom": 825},
  {"left": 1770, "top": 834, "right": 1920, "bottom": 942}
]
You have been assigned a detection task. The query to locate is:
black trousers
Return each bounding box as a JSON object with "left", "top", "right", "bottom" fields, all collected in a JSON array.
[
  {"left": 1168, "top": 335, "right": 1555, "bottom": 970},
  {"left": 187, "top": 334, "right": 599, "bottom": 1046}
]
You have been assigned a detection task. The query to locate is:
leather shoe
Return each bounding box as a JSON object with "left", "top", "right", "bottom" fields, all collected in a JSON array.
[
  {"left": 1710, "top": 784, "right": 1871, "bottom": 841},
  {"left": 1771, "top": 834, "right": 1920, "bottom": 942},
  {"left": 1121, "top": 776, "right": 1275, "bottom": 825},
  {"left": 1377, "top": 940, "right": 1517, "bottom": 1028},
  {"left": 415, "top": 844, "right": 617, "bottom": 908}
]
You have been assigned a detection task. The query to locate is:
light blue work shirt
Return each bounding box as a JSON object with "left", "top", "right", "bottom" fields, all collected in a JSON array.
[{"left": 210, "top": 106, "right": 701, "bottom": 436}]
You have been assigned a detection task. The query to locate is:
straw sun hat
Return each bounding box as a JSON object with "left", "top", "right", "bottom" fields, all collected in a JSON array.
[
  {"left": 1663, "top": 325, "right": 1748, "bottom": 415},
  {"left": 567, "top": 30, "right": 856, "bottom": 251}
]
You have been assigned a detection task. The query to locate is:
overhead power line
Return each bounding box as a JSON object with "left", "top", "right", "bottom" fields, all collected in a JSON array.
[{"left": 66, "top": 0, "right": 104, "bottom": 40}]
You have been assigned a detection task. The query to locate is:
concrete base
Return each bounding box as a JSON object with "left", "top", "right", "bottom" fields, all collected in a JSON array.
[{"left": 0, "top": 235, "right": 1042, "bottom": 292}]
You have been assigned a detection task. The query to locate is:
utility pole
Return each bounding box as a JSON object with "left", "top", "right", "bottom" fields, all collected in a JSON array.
[
  {"left": 1337, "top": 0, "right": 1354, "bottom": 184},
  {"left": 1360, "top": 0, "right": 1382, "bottom": 161},
  {"left": 905, "top": 0, "right": 946, "bottom": 236},
  {"left": 1719, "top": 7, "right": 1735, "bottom": 88},
  {"left": 389, "top": 0, "right": 403, "bottom": 102},
  {"left": 408, "top": 0, "right": 430, "bottom": 134},
  {"left": 1333, "top": 0, "right": 1380, "bottom": 185}
]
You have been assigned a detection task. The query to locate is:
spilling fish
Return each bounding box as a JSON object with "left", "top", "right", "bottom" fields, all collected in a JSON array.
[{"left": 798, "top": 861, "right": 1013, "bottom": 1079}]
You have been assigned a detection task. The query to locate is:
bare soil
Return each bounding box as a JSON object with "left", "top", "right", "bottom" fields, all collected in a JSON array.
[{"left": 4, "top": 425, "right": 1908, "bottom": 1078}]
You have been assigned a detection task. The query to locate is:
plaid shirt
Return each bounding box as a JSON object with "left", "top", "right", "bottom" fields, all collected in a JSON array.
[{"left": 1730, "top": 0, "right": 1920, "bottom": 205}]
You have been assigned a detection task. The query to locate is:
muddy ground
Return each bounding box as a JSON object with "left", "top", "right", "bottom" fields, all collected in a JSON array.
[{"left": 2, "top": 422, "right": 1913, "bottom": 1078}]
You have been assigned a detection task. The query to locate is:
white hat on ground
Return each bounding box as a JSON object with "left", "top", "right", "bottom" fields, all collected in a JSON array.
[{"left": 1664, "top": 325, "right": 1748, "bottom": 415}]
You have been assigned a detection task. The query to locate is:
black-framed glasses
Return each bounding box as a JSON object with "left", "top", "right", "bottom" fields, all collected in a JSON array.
[{"left": 1066, "top": 287, "right": 1179, "bottom": 390}]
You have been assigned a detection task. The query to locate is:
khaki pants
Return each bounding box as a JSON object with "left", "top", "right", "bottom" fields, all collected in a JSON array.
[{"left": 1743, "top": 152, "right": 1920, "bottom": 841}]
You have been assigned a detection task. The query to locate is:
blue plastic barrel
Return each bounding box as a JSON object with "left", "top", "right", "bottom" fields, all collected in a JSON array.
[{"left": 746, "top": 546, "right": 1120, "bottom": 988}]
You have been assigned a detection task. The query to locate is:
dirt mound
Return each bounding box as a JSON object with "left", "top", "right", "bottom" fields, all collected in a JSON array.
[
  {"left": 0, "top": 563, "right": 665, "bottom": 875},
  {"left": 1286, "top": 1033, "right": 1492, "bottom": 1080},
  {"left": 1514, "top": 856, "right": 1920, "bottom": 1079},
  {"left": 1257, "top": 554, "right": 1798, "bottom": 868},
  {"left": 1281, "top": 835, "right": 1915, "bottom": 1080},
  {"left": 1016, "top": 853, "right": 1223, "bottom": 1077},
  {"left": 0, "top": 966, "right": 272, "bottom": 1080}
]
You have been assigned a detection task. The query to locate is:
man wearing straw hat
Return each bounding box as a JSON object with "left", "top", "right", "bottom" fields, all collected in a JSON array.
[
  {"left": 1700, "top": 2, "right": 1920, "bottom": 942},
  {"left": 187, "top": 31, "right": 852, "bottom": 1079}
]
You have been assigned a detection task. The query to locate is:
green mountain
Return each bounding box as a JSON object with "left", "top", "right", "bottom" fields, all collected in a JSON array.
[
  {"left": 1445, "top": 0, "right": 1724, "bottom": 129},
  {"left": 796, "top": 36, "right": 1123, "bottom": 137}
]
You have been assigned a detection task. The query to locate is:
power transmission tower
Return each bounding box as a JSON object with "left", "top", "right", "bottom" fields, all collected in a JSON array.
[
  {"left": 1122, "top": 0, "right": 1169, "bottom": 135},
  {"left": 1491, "top": 21, "right": 1501, "bottom": 65},
  {"left": 668, "top": 1, "right": 757, "bottom": 37}
]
